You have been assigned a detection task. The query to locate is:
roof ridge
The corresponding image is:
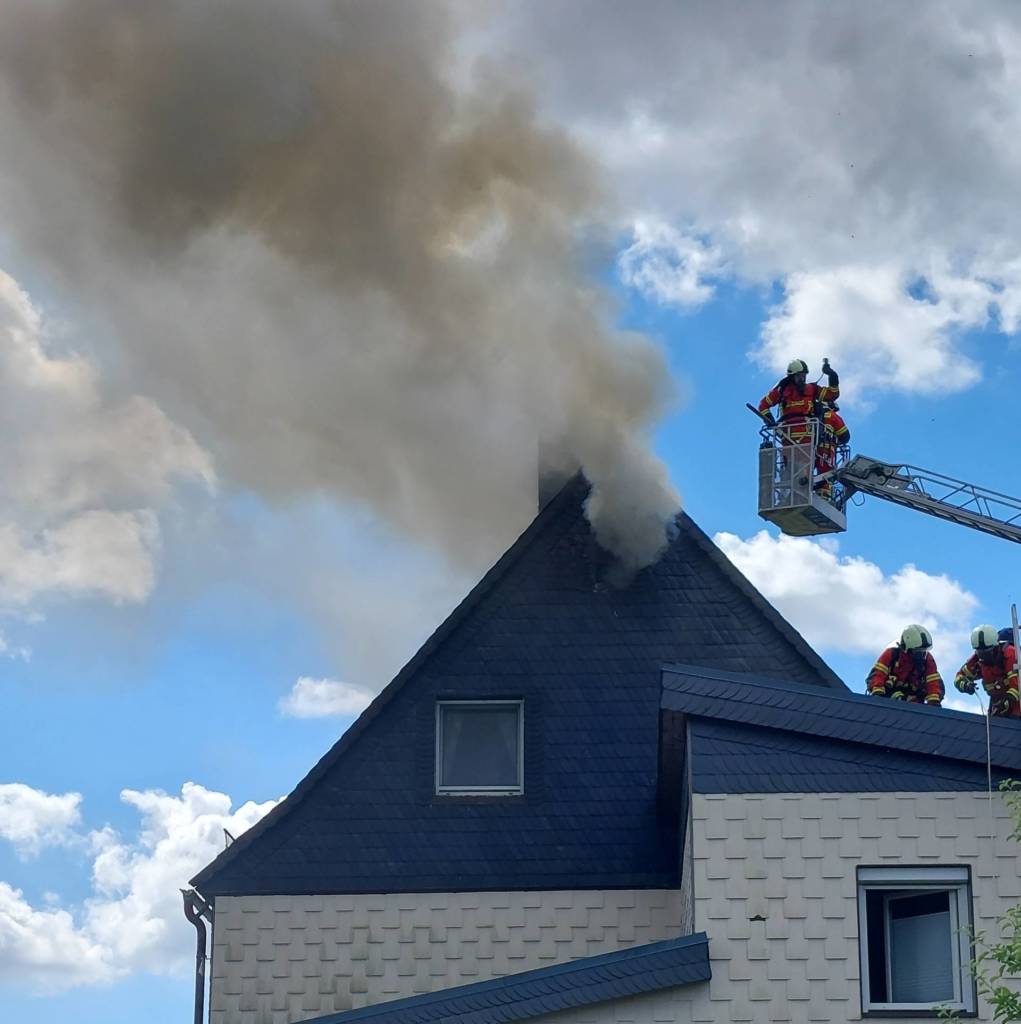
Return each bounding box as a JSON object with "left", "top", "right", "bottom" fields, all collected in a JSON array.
[
  {"left": 664, "top": 663, "right": 982, "bottom": 721},
  {"left": 191, "top": 476, "right": 586, "bottom": 890}
]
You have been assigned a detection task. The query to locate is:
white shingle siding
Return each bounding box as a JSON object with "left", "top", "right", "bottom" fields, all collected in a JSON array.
[
  {"left": 464, "top": 791, "right": 1021, "bottom": 1024},
  {"left": 208, "top": 790, "right": 1021, "bottom": 1024},
  {"left": 687, "top": 791, "right": 1018, "bottom": 1023},
  {"left": 210, "top": 889, "right": 683, "bottom": 1024}
]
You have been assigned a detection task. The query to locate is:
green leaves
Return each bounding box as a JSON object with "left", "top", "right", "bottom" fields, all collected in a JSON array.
[{"left": 939, "top": 780, "right": 1021, "bottom": 1022}]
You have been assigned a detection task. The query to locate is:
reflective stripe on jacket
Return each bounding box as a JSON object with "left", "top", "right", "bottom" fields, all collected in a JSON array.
[
  {"left": 955, "top": 645, "right": 1020, "bottom": 716},
  {"left": 817, "top": 410, "right": 850, "bottom": 471},
  {"left": 821, "top": 409, "right": 850, "bottom": 447},
  {"left": 867, "top": 646, "right": 944, "bottom": 705},
  {"left": 757, "top": 381, "right": 840, "bottom": 423}
]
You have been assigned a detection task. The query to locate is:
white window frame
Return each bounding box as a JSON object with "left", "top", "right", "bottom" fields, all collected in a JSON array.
[
  {"left": 435, "top": 699, "right": 524, "bottom": 796},
  {"left": 857, "top": 866, "right": 976, "bottom": 1016}
]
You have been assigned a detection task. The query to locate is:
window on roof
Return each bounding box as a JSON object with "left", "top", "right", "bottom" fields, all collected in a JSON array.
[
  {"left": 435, "top": 700, "right": 523, "bottom": 795},
  {"left": 857, "top": 866, "right": 975, "bottom": 1016}
]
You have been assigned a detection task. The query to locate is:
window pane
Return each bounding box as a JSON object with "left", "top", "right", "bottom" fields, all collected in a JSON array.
[
  {"left": 440, "top": 705, "right": 520, "bottom": 789},
  {"left": 888, "top": 892, "right": 955, "bottom": 1003}
]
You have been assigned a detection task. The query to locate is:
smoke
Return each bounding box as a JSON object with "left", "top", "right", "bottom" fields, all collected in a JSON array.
[{"left": 0, "top": 0, "right": 678, "bottom": 571}]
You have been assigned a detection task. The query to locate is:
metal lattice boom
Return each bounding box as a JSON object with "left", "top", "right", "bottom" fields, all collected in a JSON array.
[{"left": 837, "top": 455, "right": 1021, "bottom": 544}]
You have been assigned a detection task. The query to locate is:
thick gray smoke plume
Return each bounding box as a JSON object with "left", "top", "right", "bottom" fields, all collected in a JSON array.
[{"left": 0, "top": 0, "right": 678, "bottom": 571}]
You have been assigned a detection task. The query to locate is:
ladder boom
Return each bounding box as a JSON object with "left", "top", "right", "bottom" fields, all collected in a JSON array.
[{"left": 836, "top": 455, "right": 1021, "bottom": 544}]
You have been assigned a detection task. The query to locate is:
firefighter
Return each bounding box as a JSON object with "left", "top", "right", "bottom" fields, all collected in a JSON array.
[
  {"left": 757, "top": 358, "right": 840, "bottom": 444},
  {"left": 867, "top": 625, "right": 944, "bottom": 705},
  {"left": 815, "top": 400, "right": 851, "bottom": 501},
  {"left": 955, "top": 624, "right": 1020, "bottom": 717}
]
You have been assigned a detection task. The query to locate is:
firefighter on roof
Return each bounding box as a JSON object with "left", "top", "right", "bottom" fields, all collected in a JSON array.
[
  {"left": 815, "top": 400, "right": 850, "bottom": 501},
  {"left": 757, "top": 358, "right": 840, "bottom": 443},
  {"left": 955, "top": 624, "right": 1020, "bottom": 717},
  {"left": 867, "top": 625, "right": 944, "bottom": 705}
]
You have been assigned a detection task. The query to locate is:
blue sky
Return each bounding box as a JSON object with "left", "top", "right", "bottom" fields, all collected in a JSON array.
[
  {"left": 3, "top": 276, "right": 1017, "bottom": 1024},
  {"left": 2, "top": 2, "right": 1021, "bottom": 1022}
]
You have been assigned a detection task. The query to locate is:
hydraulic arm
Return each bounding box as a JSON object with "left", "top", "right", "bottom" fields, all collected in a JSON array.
[
  {"left": 835, "top": 456, "right": 1021, "bottom": 545},
  {"left": 752, "top": 406, "right": 1021, "bottom": 543}
]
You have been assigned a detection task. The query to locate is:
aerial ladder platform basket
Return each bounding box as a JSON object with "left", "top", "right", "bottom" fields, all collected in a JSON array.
[
  {"left": 756, "top": 419, "right": 848, "bottom": 537},
  {"left": 752, "top": 410, "right": 1021, "bottom": 544}
]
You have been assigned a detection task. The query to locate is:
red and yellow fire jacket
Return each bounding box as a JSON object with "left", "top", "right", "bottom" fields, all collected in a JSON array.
[
  {"left": 955, "top": 645, "right": 1020, "bottom": 717},
  {"left": 822, "top": 408, "right": 849, "bottom": 446},
  {"left": 816, "top": 409, "right": 851, "bottom": 470},
  {"left": 758, "top": 381, "right": 840, "bottom": 441},
  {"left": 867, "top": 646, "right": 944, "bottom": 705}
]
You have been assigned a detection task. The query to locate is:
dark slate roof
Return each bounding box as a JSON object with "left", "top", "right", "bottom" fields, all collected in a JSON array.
[
  {"left": 690, "top": 719, "right": 1007, "bottom": 793},
  {"left": 662, "top": 665, "right": 1021, "bottom": 791},
  {"left": 193, "top": 476, "right": 842, "bottom": 896},
  {"left": 299, "top": 934, "right": 711, "bottom": 1024}
]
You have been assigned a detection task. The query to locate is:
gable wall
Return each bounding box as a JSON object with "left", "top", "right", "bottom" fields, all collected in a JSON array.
[
  {"left": 209, "top": 888, "right": 683, "bottom": 1024},
  {"left": 197, "top": 487, "right": 841, "bottom": 899},
  {"left": 208, "top": 790, "right": 1021, "bottom": 1024},
  {"left": 684, "top": 790, "right": 1020, "bottom": 1022},
  {"left": 476, "top": 790, "right": 1021, "bottom": 1024}
]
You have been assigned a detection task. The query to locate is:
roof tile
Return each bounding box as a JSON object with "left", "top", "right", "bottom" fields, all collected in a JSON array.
[
  {"left": 665, "top": 666, "right": 1021, "bottom": 793},
  {"left": 195, "top": 478, "right": 841, "bottom": 896},
  {"left": 297, "top": 935, "right": 710, "bottom": 1024}
]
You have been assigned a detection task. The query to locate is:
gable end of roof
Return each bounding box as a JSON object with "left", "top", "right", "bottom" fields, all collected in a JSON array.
[{"left": 191, "top": 480, "right": 586, "bottom": 889}]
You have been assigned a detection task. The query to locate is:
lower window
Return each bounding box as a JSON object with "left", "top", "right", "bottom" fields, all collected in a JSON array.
[{"left": 857, "top": 866, "right": 976, "bottom": 1015}]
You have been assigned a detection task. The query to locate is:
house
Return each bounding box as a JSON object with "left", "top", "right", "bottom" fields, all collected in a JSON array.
[{"left": 190, "top": 475, "right": 1021, "bottom": 1023}]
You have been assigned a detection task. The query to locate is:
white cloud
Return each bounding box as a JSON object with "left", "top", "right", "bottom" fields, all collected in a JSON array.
[
  {"left": 0, "top": 784, "right": 81, "bottom": 858},
  {"left": 491, "top": 2, "right": 1021, "bottom": 397},
  {"left": 714, "top": 530, "right": 979, "bottom": 698},
  {"left": 0, "top": 270, "right": 213, "bottom": 620},
  {"left": 0, "top": 882, "right": 116, "bottom": 989},
  {"left": 82, "top": 784, "right": 279, "bottom": 976},
  {"left": 0, "top": 510, "right": 160, "bottom": 608},
  {"left": 0, "top": 782, "right": 279, "bottom": 992},
  {"left": 758, "top": 265, "right": 988, "bottom": 401},
  {"left": 0, "top": 632, "right": 30, "bottom": 660},
  {"left": 617, "top": 219, "right": 724, "bottom": 308},
  {"left": 279, "top": 676, "right": 375, "bottom": 719}
]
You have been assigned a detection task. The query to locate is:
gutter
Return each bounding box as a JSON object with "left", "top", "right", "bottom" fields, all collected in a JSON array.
[{"left": 182, "top": 888, "right": 214, "bottom": 1024}]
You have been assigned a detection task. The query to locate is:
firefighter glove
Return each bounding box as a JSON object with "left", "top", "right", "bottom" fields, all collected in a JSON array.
[{"left": 955, "top": 675, "right": 976, "bottom": 695}]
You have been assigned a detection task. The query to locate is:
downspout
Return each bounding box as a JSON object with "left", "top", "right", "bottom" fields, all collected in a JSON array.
[{"left": 182, "top": 889, "right": 212, "bottom": 1024}]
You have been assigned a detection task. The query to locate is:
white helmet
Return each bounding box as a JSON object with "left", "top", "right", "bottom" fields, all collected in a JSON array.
[
  {"left": 787, "top": 359, "right": 809, "bottom": 375},
  {"left": 901, "top": 624, "right": 932, "bottom": 651},
  {"left": 971, "top": 624, "right": 999, "bottom": 650}
]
